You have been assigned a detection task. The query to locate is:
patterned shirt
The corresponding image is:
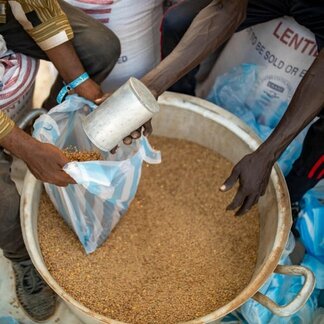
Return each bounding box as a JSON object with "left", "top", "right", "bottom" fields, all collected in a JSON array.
[
  {"left": 0, "top": 0, "right": 74, "bottom": 140},
  {"left": 1, "top": 0, "right": 73, "bottom": 50}
]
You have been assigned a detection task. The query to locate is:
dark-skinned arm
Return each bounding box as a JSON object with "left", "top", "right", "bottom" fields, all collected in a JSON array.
[
  {"left": 45, "top": 42, "right": 103, "bottom": 102},
  {"left": 141, "top": 0, "right": 247, "bottom": 98},
  {"left": 221, "top": 48, "right": 324, "bottom": 215},
  {"left": 9, "top": 1, "right": 103, "bottom": 102},
  {"left": 0, "top": 126, "right": 75, "bottom": 186},
  {"left": 0, "top": 44, "right": 102, "bottom": 184},
  {"left": 46, "top": 42, "right": 150, "bottom": 149}
]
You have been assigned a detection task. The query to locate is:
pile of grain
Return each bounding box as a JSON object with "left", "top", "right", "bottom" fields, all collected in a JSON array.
[
  {"left": 39, "top": 136, "right": 259, "bottom": 324},
  {"left": 62, "top": 149, "right": 102, "bottom": 162}
]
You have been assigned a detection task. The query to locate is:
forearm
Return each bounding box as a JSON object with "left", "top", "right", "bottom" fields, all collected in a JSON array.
[
  {"left": 257, "top": 49, "right": 324, "bottom": 161},
  {"left": 142, "top": 0, "right": 247, "bottom": 97},
  {"left": 0, "top": 126, "right": 36, "bottom": 160},
  {"left": 9, "top": 0, "right": 103, "bottom": 102},
  {"left": 45, "top": 41, "right": 85, "bottom": 84},
  {"left": 0, "top": 125, "right": 75, "bottom": 186},
  {"left": 45, "top": 42, "right": 103, "bottom": 101}
]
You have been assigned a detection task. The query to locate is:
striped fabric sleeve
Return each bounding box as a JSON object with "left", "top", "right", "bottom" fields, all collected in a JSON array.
[
  {"left": 8, "top": 0, "right": 74, "bottom": 51},
  {"left": 0, "top": 111, "right": 15, "bottom": 141},
  {"left": 0, "top": 1, "right": 6, "bottom": 24}
]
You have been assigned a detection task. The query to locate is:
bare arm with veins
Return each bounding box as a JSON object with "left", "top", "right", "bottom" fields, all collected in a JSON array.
[
  {"left": 221, "top": 49, "right": 324, "bottom": 215},
  {"left": 141, "top": 0, "right": 247, "bottom": 97}
]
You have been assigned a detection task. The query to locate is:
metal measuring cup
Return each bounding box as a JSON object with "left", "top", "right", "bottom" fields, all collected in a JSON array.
[{"left": 82, "top": 77, "right": 160, "bottom": 152}]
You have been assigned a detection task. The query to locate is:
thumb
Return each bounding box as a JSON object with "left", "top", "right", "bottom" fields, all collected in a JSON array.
[
  {"left": 220, "top": 168, "right": 239, "bottom": 192},
  {"left": 94, "top": 93, "right": 111, "bottom": 105}
]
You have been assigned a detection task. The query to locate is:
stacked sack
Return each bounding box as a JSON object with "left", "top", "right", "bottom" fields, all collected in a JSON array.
[
  {"left": 64, "top": 0, "right": 164, "bottom": 92},
  {"left": 0, "top": 35, "right": 38, "bottom": 123}
]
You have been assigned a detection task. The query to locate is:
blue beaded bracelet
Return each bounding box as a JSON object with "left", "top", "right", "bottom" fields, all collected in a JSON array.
[{"left": 56, "top": 72, "right": 90, "bottom": 104}]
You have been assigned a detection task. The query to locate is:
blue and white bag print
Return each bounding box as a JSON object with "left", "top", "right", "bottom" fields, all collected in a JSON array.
[{"left": 33, "top": 95, "right": 161, "bottom": 253}]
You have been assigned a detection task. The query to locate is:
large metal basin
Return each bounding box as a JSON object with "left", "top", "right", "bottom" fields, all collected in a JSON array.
[{"left": 20, "top": 92, "right": 315, "bottom": 323}]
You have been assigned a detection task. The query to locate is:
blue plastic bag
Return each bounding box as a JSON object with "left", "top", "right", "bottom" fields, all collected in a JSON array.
[
  {"left": 221, "top": 233, "right": 319, "bottom": 324},
  {"left": 207, "top": 64, "right": 309, "bottom": 175},
  {"left": 297, "top": 186, "right": 324, "bottom": 289},
  {"left": 0, "top": 317, "right": 20, "bottom": 324},
  {"left": 219, "top": 181, "right": 324, "bottom": 323},
  {"left": 33, "top": 95, "right": 161, "bottom": 253}
]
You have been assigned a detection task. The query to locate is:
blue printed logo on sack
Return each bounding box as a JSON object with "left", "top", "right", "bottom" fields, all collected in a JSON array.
[{"left": 246, "top": 73, "right": 293, "bottom": 129}]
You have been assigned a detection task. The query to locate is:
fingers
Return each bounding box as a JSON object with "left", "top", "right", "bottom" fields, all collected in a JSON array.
[
  {"left": 130, "top": 130, "right": 141, "bottom": 139},
  {"left": 57, "top": 156, "right": 70, "bottom": 168},
  {"left": 220, "top": 168, "right": 239, "bottom": 192},
  {"left": 235, "top": 194, "right": 259, "bottom": 216},
  {"left": 227, "top": 189, "right": 259, "bottom": 216},
  {"left": 51, "top": 177, "right": 75, "bottom": 187},
  {"left": 110, "top": 145, "right": 118, "bottom": 154},
  {"left": 123, "top": 128, "right": 142, "bottom": 145},
  {"left": 94, "top": 93, "right": 111, "bottom": 105},
  {"left": 261, "top": 183, "right": 267, "bottom": 196},
  {"left": 122, "top": 120, "right": 153, "bottom": 145},
  {"left": 61, "top": 172, "right": 77, "bottom": 185},
  {"left": 28, "top": 162, "right": 76, "bottom": 187},
  {"left": 43, "top": 168, "right": 76, "bottom": 187},
  {"left": 143, "top": 120, "right": 153, "bottom": 136},
  {"left": 32, "top": 170, "right": 75, "bottom": 187},
  {"left": 123, "top": 136, "right": 132, "bottom": 145},
  {"left": 226, "top": 188, "right": 245, "bottom": 211}
]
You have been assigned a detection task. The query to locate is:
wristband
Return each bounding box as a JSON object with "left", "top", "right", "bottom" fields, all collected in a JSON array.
[{"left": 56, "top": 72, "right": 90, "bottom": 104}]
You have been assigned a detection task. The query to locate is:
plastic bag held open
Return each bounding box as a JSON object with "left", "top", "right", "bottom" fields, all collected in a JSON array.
[{"left": 33, "top": 94, "right": 161, "bottom": 253}]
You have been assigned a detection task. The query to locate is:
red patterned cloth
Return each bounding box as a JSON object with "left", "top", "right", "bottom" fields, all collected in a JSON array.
[{"left": 0, "top": 52, "right": 38, "bottom": 121}]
